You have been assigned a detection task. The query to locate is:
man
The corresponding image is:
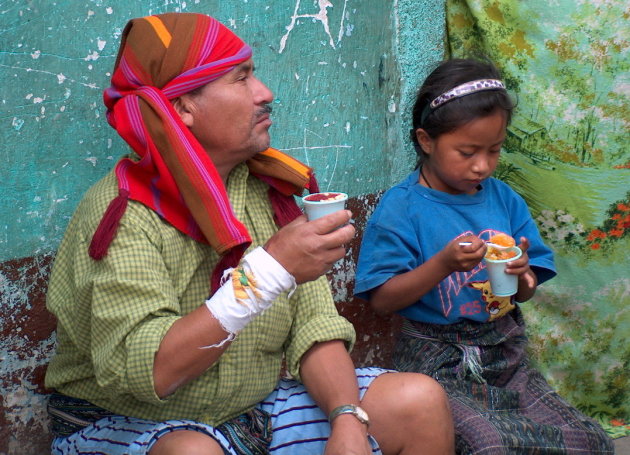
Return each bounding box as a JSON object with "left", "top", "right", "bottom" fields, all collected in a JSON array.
[{"left": 45, "top": 12, "right": 454, "bottom": 455}]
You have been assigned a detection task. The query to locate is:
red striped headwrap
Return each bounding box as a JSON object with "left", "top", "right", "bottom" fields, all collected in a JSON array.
[{"left": 90, "top": 13, "right": 317, "bottom": 291}]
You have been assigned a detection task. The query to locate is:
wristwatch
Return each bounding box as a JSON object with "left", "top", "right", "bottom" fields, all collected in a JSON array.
[{"left": 328, "top": 404, "right": 370, "bottom": 426}]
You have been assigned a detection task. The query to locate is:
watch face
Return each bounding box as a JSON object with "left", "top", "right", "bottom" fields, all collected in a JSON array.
[
  {"left": 330, "top": 404, "right": 370, "bottom": 426},
  {"left": 356, "top": 406, "right": 369, "bottom": 421}
]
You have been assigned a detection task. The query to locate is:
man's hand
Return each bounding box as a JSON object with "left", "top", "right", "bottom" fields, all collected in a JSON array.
[
  {"left": 264, "top": 210, "right": 355, "bottom": 284},
  {"left": 325, "top": 415, "right": 372, "bottom": 455}
]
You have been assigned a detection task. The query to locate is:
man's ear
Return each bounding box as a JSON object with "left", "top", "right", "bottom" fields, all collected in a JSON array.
[
  {"left": 415, "top": 128, "right": 433, "bottom": 156},
  {"left": 172, "top": 96, "right": 195, "bottom": 128}
]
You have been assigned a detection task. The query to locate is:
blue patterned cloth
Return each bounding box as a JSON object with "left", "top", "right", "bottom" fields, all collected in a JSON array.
[{"left": 51, "top": 367, "right": 390, "bottom": 455}]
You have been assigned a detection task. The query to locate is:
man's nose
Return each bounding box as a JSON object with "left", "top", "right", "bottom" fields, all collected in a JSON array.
[{"left": 253, "top": 76, "right": 274, "bottom": 104}]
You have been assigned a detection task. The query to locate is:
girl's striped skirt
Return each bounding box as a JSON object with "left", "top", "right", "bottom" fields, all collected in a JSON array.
[{"left": 394, "top": 308, "right": 613, "bottom": 454}]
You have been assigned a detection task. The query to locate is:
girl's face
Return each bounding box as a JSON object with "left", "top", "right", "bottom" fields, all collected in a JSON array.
[{"left": 416, "top": 109, "right": 507, "bottom": 195}]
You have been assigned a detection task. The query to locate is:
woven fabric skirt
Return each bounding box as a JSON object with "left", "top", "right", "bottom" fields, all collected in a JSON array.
[{"left": 393, "top": 308, "right": 613, "bottom": 454}]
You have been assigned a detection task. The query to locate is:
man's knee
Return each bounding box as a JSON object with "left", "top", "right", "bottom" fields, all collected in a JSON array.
[
  {"left": 149, "top": 429, "right": 225, "bottom": 455},
  {"left": 388, "top": 372, "right": 450, "bottom": 419},
  {"left": 362, "top": 373, "right": 454, "bottom": 454},
  {"left": 363, "top": 372, "right": 450, "bottom": 420}
]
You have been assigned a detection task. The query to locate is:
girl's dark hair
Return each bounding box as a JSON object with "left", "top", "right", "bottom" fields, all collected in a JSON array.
[{"left": 410, "top": 58, "right": 515, "bottom": 163}]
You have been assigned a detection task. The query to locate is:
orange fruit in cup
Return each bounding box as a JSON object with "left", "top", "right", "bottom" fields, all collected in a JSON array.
[
  {"left": 485, "top": 234, "right": 517, "bottom": 260},
  {"left": 489, "top": 233, "right": 515, "bottom": 247}
]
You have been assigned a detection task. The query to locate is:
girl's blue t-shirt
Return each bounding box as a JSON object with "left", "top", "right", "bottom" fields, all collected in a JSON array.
[{"left": 354, "top": 169, "right": 556, "bottom": 324}]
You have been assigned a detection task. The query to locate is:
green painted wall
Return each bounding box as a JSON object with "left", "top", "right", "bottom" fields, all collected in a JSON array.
[
  {"left": 2, "top": 5, "right": 446, "bottom": 449},
  {"left": 0, "top": 0, "right": 445, "bottom": 262}
]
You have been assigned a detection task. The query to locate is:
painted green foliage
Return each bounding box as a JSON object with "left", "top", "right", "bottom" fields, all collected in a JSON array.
[
  {"left": 447, "top": 0, "right": 629, "bottom": 168},
  {"left": 446, "top": 0, "right": 629, "bottom": 436}
]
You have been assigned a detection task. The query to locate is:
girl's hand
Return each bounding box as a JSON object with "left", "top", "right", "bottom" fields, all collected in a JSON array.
[
  {"left": 506, "top": 237, "right": 537, "bottom": 301},
  {"left": 439, "top": 235, "right": 486, "bottom": 272},
  {"left": 505, "top": 237, "right": 531, "bottom": 276}
]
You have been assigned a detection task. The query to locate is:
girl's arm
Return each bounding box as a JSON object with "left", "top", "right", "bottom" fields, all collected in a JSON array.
[{"left": 369, "top": 236, "right": 486, "bottom": 316}]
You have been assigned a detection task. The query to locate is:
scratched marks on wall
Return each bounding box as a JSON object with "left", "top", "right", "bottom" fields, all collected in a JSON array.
[
  {"left": 275, "top": 0, "right": 359, "bottom": 191},
  {"left": 264, "top": 1, "right": 399, "bottom": 194},
  {"left": 4, "top": 5, "right": 115, "bottom": 128},
  {"left": 279, "top": 0, "right": 352, "bottom": 53}
]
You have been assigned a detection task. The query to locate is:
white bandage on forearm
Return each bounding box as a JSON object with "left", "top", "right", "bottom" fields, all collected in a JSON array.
[{"left": 204, "top": 247, "right": 296, "bottom": 335}]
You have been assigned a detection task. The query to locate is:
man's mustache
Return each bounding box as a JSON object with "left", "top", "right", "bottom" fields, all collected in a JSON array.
[{"left": 258, "top": 104, "right": 273, "bottom": 116}]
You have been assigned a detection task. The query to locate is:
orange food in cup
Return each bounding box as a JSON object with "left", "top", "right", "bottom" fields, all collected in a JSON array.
[
  {"left": 485, "top": 248, "right": 518, "bottom": 260},
  {"left": 485, "top": 234, "right": 517, "bottom": 260},
  {"left": 489, "top": 233, "right": 515, "bottom": 247}
]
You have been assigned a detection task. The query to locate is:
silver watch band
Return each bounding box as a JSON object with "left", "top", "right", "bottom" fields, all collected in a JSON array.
[{"left": 328, "top": 404, "right": 370, "bottom": 426}]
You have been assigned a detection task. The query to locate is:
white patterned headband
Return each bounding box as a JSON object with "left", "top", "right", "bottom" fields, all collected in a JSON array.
[
  {"left": 418, "top": 78, "right": 506, "bottom": 127},
  {"left": 430, "top": 79, "right": 506, "bottom": 109}
]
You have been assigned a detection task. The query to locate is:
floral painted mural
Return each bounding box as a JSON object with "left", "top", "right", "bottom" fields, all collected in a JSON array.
[{"left": 446, "top": 0, "right": 629, "bottom": 437}]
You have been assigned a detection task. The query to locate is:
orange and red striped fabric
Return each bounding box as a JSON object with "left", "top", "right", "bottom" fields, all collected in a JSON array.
[{"left": 91, "top": 13, "right": 315, "bottom": 291}]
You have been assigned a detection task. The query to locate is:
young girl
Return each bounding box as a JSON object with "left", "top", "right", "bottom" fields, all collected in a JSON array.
[{"left": 354, "top": 58, "right": 613, "bottom": 454}]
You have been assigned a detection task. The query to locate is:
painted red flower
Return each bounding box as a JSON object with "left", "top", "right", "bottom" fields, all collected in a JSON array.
[
  {"left": 590, "top": 243, "right": 601, "bottom": 250},
  {"left": 609, "top": 228, "right": 624, "bottom": 238},
  {"left": 587, "top": 229, "right": 607, "bottom": 241}
]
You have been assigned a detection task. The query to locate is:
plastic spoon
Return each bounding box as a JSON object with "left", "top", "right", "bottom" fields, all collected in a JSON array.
[{"left": 458, "top": 241, "right": 511, "bottom": 249}]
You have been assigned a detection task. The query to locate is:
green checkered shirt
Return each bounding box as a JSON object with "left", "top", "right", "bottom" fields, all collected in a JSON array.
[{"left": 45, "top": 162, "right": 355, "bottom": 426}]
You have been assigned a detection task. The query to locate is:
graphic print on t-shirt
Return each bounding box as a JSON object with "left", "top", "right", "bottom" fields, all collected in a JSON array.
[{"left": 468, "top": 281, "right": 515, "bottom": 321}]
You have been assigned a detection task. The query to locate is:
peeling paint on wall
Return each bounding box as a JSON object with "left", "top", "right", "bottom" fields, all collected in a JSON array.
[
  {"left": 0, "top": 254, "right": 56, "bottom": 455},
  {"left": 330, "top": 192, "right": 402, "bottom": 369},
  {"left": 279, "top": 0, "right": 342, "bottom": 53}
]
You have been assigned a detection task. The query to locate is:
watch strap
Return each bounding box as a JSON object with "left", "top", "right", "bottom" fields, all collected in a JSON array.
[{"left": 328, "top": 404, "right": 370, "bottom": 426}]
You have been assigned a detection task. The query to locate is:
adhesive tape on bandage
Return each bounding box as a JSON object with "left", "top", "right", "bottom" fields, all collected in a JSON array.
[{"left": 204, "top": 247, "right": 296, "bottom": 335}]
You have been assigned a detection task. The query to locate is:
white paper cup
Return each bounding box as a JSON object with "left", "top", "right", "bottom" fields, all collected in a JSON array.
[
  {"left": 302, "top": 192, "right": 348, "bottom": 221},
  {"left": 483, "top": 246, "right": 522, "bottom": 296}
]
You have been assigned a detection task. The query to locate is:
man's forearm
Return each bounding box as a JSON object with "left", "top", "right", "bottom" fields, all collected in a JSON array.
[
  {"left": 153, "top": 247, "right": 295, "bottom": 398},
  {"left": 299, "top": 340, "right": 362, "bottom": 415},
  {"left": 153, "top": 304, "right": 232, "bottom": 398},
  {"left": 300, "top": 340, "right": 370, "bottom": 453}
]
